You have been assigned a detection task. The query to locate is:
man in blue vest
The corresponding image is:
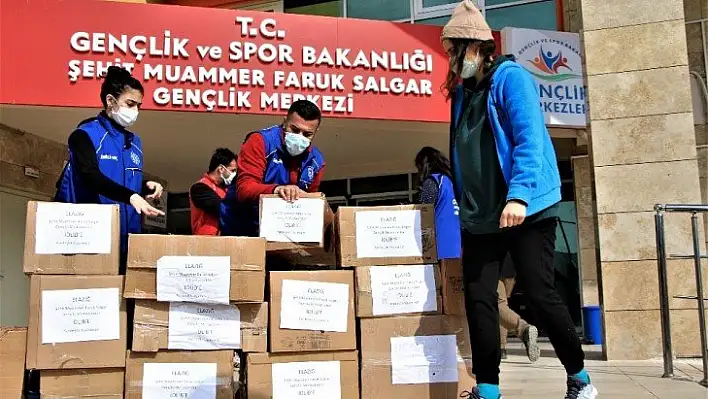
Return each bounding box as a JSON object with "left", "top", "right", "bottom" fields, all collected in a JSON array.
[{"left": 220, "top": 100, "right": 326, "bottom": 237}]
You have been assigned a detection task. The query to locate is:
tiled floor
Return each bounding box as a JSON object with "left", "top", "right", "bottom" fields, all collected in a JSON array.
[{"left": 499, "top": 342, "right": 708, "bottom": 398}]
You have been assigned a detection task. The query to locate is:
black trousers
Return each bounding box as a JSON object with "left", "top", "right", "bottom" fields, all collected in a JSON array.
[{"left": 461, "top": 218, "right": 584, "bottom": 385}]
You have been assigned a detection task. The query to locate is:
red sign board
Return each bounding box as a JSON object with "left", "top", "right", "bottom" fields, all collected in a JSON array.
[{"left": 0, "top": 0, "right": 447, "bottom": 121}]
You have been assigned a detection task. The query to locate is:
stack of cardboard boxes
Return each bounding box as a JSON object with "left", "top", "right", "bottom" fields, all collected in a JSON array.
[
  {"left": 244, "top": 193, "right": 359, "bottom": 399},
  {"left": 123, "top": 233, "right": 267, "bottom": 398},
  {"left": 22, "top": 201, "right": 127, "bottom": 398},
  {"left": 10, "top": 195, "right": 473, "bottom": 398},
  {"left": 337, "top": 205, "right": 474, "bottom": 399}
]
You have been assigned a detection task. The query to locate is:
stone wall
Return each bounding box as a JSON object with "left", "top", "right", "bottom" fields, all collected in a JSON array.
[
  {"left": 684, "top": 0, "right": 708, "bottom": 247},
  {"left": 562, "top": 0, "right": 583, "bottom": 33},
  {"left": 572, "top": 155, "right": 599, "bottom": 306},
  {"left": 579, "top": 0, "right": 706, "bottom": 360}
]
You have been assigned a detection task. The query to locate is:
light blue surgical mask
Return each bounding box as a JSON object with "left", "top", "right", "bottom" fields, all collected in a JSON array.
[{"left": 284, "top": 132, "right": 311, "bottom": 156}]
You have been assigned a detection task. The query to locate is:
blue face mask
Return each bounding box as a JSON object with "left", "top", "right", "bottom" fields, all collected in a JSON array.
[{"left": 284, "top": 132, "right": 311, "bottom": 156}]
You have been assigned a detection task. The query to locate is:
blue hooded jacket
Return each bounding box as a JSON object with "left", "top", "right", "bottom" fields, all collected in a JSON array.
[
  {"left": 450, "top": 60, "right": 561, "bottom": 217},
  {"left": 55, "top": 113, "right": 143, "bottom": 254}
]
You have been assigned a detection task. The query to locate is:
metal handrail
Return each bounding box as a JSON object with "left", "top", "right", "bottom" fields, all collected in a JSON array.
[{"left": 654, "top": 204, "right": 708, "bottom": 388}]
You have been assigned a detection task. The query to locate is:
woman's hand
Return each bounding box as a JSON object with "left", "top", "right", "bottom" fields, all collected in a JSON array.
[
  {"left": 130, "top": 193, "right": 164, "bottom": 216},
  {"left": 500, "top": 201, "right": 526, "bottom": 228},
  {"left": 145, "top": 181, "right": 163, "bottom": 199}
]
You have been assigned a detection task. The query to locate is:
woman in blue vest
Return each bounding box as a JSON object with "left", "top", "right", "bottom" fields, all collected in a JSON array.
[
  {"left": 55, "top": 66, "right": 164, "bottom": 272},
  {"left": 441, "top": 2, "right": 595, "bottom": 399},
  {"left": 415, "top": 146, "right": 461, "bottom": 260}
]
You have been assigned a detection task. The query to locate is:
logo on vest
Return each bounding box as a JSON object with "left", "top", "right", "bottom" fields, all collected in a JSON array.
[
  {"left": 306, "top": 166, "right": 314, "bottom": 180},
  {"left": 130, "top": 151, "right": 141, "bottom": 166},
  {"left": 100, "top": 154, "right": 118, "bottom": 161}
]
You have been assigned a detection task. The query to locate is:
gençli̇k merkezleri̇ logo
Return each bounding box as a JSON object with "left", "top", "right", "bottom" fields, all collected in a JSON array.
[{"left": 525, "top": 45, "right": 581, "bottom": 82}]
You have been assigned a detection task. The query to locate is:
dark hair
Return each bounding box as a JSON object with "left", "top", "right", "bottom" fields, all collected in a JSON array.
[
  {"left": 415, "top": 146, "right": 452, "bottom": 183},
  {"left": 100, "top": 66, "right": 144, "bottom": 108},
  {"left": 442, "top": 39, "right": 497, "bottom": 100},
  {"left": 208, "top": 148, "right": 237, "bottom": 173},
  {"left": 286, "top": 100, "right": 321, "bottom": 124}
]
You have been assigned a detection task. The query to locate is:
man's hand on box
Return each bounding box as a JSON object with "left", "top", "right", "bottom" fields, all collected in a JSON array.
[{"left": 274, "top": 185, "right": 305, "bottom": 202}]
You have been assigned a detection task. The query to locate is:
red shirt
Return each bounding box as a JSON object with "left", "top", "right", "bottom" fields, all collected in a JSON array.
[
  {"left": 236, "top": 133, "right": 325, "bottom": 202},
  {"left": 189, "top": 174, "right": 227, "bottom": 235}
]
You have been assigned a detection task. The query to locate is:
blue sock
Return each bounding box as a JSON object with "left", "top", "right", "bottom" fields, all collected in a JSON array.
[
  {"left": 477, "top": 383, "right": 500, "bottom": 399},
  {"left": 572, "top": 369, "right": 590, "bottom": 384}
]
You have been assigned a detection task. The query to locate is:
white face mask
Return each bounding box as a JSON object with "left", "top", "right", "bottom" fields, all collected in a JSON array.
[
  {"left": 110, "top": 106, "right": 139, "bottom": 128},
  {"left": 459, "top": 57, "right": 480, "bottom": 79},
  {"left": 284, "top": 132, "right": 311, "bottom": 156},
  {"left": 221, "top": 169, "right": 236, "bottom": 185}
]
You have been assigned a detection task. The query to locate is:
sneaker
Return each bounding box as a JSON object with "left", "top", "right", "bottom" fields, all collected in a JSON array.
[
  {"left": 521, "top": 325, "right": 540, "bottom": 363},
  {"left": 564, "top": 376, "right": 598, "bottom": 399},
  {"left": 500, "top": 348, "right": 508, "bottom": 360},
  {"left": 459, "top": 388, "right": 503, "bottom": 399}
]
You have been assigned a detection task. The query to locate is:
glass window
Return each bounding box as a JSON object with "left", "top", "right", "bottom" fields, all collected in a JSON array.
[
  {"left": 350, "top": 174, "right": 409, "bottom": 195},
  {"left": 486, "top": 0, "right": 557, "bottom": 31},
  {"left": 422, "top": 0, "right": 458, "bottom": 7},
  {"left": 416, "top": 15, "right": 450, "bottom": 25},
  {"left": 319, "top": 179, "right": 348, "bottom": 197},
  {"left": 286, "top": 1, "right": 341, "bottom": 17},
  {"left": 167, "top": 192, "right": 189, "bottom": 210},
  {"left": 486, "top": 0, "right": 525, "bottom": 5},
  {"left": 347, "top": 0, "right": 410, "bottom": 21}
]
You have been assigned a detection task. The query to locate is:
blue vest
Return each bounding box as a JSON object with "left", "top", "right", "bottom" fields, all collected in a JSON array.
[
  {"left": 220, "top": 125, "right": 325, "bottom": 237},
  {"left": 55, "top": 113, "right": 143, "bottom": 254},
  {"left": 431, "top": 173, "right": 462, "bottom": 259}
]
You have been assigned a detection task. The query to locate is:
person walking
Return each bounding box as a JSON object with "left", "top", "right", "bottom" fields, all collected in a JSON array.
[
  {"left": 498, "top": 254, "right": 539, "bottom": 362},
  {"left": 441, "top": 2, "right": 596, "bottom": 398},
  {"left": 416, "top": 146, "right": 541, "bottom": 363}
]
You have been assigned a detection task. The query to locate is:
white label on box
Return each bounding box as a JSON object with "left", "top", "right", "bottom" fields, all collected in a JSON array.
[
  {"left": 390, "top": 335, "right": 458, "bottom": 385},
  {"left": 370, "top": 265, "right": 438, "bottom": 316},
  {"left": 41, "top": 288, "right": 120, "bottom": 344},
  {"left": 272, "top": 361, "right": 342, "bottom": 399},
  {"left": 156, "top": 256, "right": 231, "bottom": 305},
  {"left": 279, "top": 280, "right": 349, "bottom": 333},
  {"left": 168, "top": 303, "right": 241, "bottom": 350},
  {"left": 354, "top": 210, "right": 423, "bottom": 258},
  {"left": 34, "top": 203, "right": 113, "bottom": 254},
  {"left": 142, "top": 363, "right": 217, "bottom": 399},
  {"left": 259, "top": 197, "right": 324, "bottom": 243}
]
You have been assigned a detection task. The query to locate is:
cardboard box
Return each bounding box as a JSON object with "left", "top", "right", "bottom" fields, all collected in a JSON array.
[
  {"left": 132, "top": 300, "right": 268, "bottom": 353},
  {"left": 260, "top": 193, "right": 328, "bottom": 251},
  {"left": 360, "top": 315, "right": 474, "bottom": 398},
  {"left": 336, "top": 205, "right": 437, "bottom": 267},
  {"left": 0, "top": 327, "right": 27, "bottom": 397},
  {"left": 245, "top": 351, "right": 359, "bottom": 399},
  {"left": 269, "top": 270, "right": 356, "bottom": 353},
  {"left": 355, "top": 264, "right": 442, "bottom": 318},
  {"left": 124, "top": 234, "right": 266, "bottom": 303},
  {"left": 23, "top": 201, "right": 120, "bottom": 275},
  {"left": 125, "top": 350, "right": 235, "bottom": 398},
  {"left": 440, "top": 259, "right": 465, "bottom": 316},
  {"left": 266, "top": 222, "right": 338, "bottom": 267},
  {"left": 40, "top": 368, "right": 124, "bottom": 398},
  {"left": 26, "top": 275, "right": 127, "bottom": 370}
]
